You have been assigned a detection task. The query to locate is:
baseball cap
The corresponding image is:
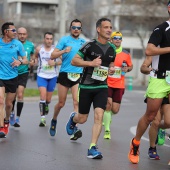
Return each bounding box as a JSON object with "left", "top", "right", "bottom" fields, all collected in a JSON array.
[
  {"left": 111, "top": 31, "right": 122, "bottom": 38},
  {"left": 168, "top": 0, "right": 170, "bottom": 6}
]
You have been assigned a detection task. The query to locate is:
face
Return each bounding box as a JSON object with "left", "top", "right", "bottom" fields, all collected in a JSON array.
[
  {"left": 97, "top": 21, "right": 112, "bottom": 40},
  {"left": 70, "top": 22, "right": 82, "bottom": 38},
  {"left": 17, "top": 28, "right": 27, "bottom": 43},
  {"left": 111, "top": 36, "right": 122, "bottom": 48},
  {"left": 44, "top": 34, "right": 53, "bottom": 47},
  {"left": 6, "top": 25, "right": 17, "bottom": 39}
]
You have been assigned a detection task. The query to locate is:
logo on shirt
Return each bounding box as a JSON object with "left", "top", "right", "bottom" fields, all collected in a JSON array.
[
  {"left": 91, "top": 52, "right": 102, "bottom": 57},
  {"left": 109, "top": 55, "right": 114, "bottom": 58}
]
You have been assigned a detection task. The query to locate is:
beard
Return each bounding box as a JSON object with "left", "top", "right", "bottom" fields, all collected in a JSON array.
[{"left": 71, "top": 33, "right": 79, "bottom": 39}]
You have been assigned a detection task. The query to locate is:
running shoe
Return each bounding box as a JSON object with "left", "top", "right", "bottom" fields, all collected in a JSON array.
[
  {"left": 128, "top": 139, "right": 140, "bottom": 164},
  {"left": 9, "top": 112, "right": 15, "bottom": 126},
  {"left": 70, "top": 129, "right": 82, "bottom": 140},
  {"left": 49, "top": 119, "right": 57, "bottom": 136},
  {"left": 45, "top": 104, "right": 49, "bottom": 115},
  {"left": 148, "top": 147, "right": 160, "bottom": 160},
  {"left": 104, "top": 131, "right": 111, "bottom": 139},
  {"left": 3, "top": 122, "right": 9, "bottom": 136},
  {"left": 158, "top": 128, "right": 165, "bottom": 145},
  {"left": 14, "top": 118, "right": 20, "bottom": 127},
  {"left": 66, "top": 112, "right": 77, "bottom": 135},
  {"left": 87, "top": 146, "right": 103, "bottom": 159},
  {"left": 39, "top": 117, "right": 46, "bottom": 127}
]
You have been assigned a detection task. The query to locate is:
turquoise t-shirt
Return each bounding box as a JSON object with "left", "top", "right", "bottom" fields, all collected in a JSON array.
[
  {"left": 56, "top": 35, "right": 85, "bottom": 73},
  {"left": 18, "top": 40, "right": 34, "bottom": 74},
  {"left": 0, "top": 38, "right": 26, "bottom": 79}
]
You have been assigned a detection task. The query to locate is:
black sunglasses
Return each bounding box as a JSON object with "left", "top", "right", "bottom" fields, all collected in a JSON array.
[{"left": 71, "top": 26, "right": 81, "bottom": 30}]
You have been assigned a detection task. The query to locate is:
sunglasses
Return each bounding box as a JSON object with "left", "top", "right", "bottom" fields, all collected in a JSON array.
[
  {"left": 7, "top": 29, "right": 16, "bottom": 32},
  {"left": 113, "top": 36, "right": 122, "bottom": 40},
  {"left": 71, "top": 26, "right": 81, "bottom": 30}
]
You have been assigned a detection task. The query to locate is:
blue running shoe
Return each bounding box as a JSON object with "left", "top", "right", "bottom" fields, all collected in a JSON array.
[
  {"left": 87, "top": 146, "right": 103, "bottom": 159},
  {"left": 49, "top": 119, "right": 57, "bottom": 136},
  {"left": 148, "top": 147, "right": 160, "bottom": 160},
  {"left": 66, "top": 112, "right": 77, "bottom": 135},
  {"left": 14, "top": 118, "right": 20, "bottom": 127},
  {"left": 9, "top": 112, "right": 15, "bottom": 126}
]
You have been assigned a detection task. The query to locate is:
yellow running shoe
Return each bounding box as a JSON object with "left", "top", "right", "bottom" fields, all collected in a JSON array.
[
  {"left": 104, "top": 131, "right": 111, "bottom": 139},
  {"left": 128, "top": 139, "right": 140, "bottom": 164}
]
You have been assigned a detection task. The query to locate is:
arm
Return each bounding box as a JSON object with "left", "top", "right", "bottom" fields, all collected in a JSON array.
[
  {"left": 71, "top": 54, "right": 102, "bottom": 67},
  {"left": 140, "top": 56, "right": 152, "bottom": 75},
  {"left": 145, "top": 43, "right": 170, "bottom": 56},
  {"left": 51, "top": 47, "right": 71, "bottom": 59}
]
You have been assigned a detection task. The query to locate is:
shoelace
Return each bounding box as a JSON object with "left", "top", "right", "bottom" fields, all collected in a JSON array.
[{"left": 132, "top": 144, "right": 139, "bottom": 156}]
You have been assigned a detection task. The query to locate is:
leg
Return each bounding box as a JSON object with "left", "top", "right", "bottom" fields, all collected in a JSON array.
[
  {"left": 52, "top": 83, "right": 69, "bottom": 120},
  {"left": 0, "top": 87, "right": 5, "bottom": 127},
  {"left": 70, "top": 83, "right": 79, "bottom": 113}
]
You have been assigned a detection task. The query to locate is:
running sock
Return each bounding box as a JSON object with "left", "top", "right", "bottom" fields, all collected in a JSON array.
[
  {"left": 103, "top": 110, "right": 112, "bottom": 131},
  {"left": 89, "top": 143, "right": 96, "bottom": 149},
  {"left": 17, "top": 101, "right": 24, "bottom": 117},
  {"left": 39, "top": 100, "right": 46, "bottom": 116},
  {"left": 12, "top": 99, "right": 16, "bottom": 112},
  {"left": 149, "top": 146, "right": 156, "bottom": 150},
  {"left": 133, "top": 138, "right": 140, "bottom": 145}
]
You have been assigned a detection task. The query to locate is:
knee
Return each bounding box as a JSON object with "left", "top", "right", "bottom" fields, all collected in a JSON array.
[
  {"left": 112, "top": 108, "right": 119, "bottom": 114},
  {"left": 145, "top": 114, "right": 155, "bottom": 123},
  {"left": 151, "top": 119, "right": 160, "bottom": 128},
  {"left": 57, "top": 101, "right": 65, "bottom": 109}
]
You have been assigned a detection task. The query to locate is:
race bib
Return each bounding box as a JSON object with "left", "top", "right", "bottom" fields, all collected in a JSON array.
[
  {"left": 42, "top": 64, "right": 54, "bottom": 72},
  {"left": 67, "top": 73, "right": 80, "bottom": 81},
  {"left": 91, "top": 66, "right": 108, "bottom": 81},
  {"left": 166, "top": 70, "right": 170, "bottom": 85},
  {"left": 108, "top": 66, "right": 121, "bottom": 78}
]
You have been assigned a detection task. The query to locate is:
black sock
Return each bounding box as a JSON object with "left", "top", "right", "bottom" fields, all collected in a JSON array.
[{"left": 17, "top": 102, "right": 24, "bottom": 117}]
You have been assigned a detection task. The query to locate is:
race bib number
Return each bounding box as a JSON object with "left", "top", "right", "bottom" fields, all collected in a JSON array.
[
  {"left": 42, "top": 64, "right": 54, "bottom": 72},
  {"left": 91, "top": 66, "right": 108, "bottom": 81},
  {"left": 67, "top": 73, "right": 80, "bottom": 81},
  {"left": 109, "top": 66, "right": 121, "bottom": 78},
  {"left": 166, "top": 70, "right": 170, "bottom": 85}
]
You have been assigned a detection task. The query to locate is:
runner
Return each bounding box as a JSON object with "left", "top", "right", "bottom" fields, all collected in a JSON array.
[
  {"left": 49, "top": 19, "right": 85, "bottom": 136},
  {"left": 128, "top": 1, "right": 170, "bottom": 164},
  {"left": 140, "top": 55, "right": 170, "bottom": 160},
  {"left": 103, "top": 31, "right": 133, "bottom": 139},
  {"left": 65, "top": 18, "right": 116, "bottom": 159},
  {"left": 35, "top": 32, "right": 61, "bottom": 127},
  {"left": 9, "top": 27, "right": 35, "bottom": 127},
  {"left": 0, "top": 22, "right": 27, "bottom": 138}
]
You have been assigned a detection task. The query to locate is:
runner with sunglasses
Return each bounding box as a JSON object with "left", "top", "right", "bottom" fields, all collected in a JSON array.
[
  {"left": 103, "top": 31, "right": 133, "bottom": 139},
  {"left": 0, "top": 22, "right": 28, "bottom": 138},
  {"left": 49, "top": 19, "right": 85, "bottom": 137}
]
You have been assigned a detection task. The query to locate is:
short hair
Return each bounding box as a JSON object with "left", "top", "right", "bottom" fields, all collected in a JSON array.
[
  {"left": 44, "top": 32, "right": 53, "bottom": 38},
  {"left": 69, "top": 19, "right": 82, "bottom": 30},
  {"left": 96, "top": 18, "right": 111, "bottom": 28},
  {"left": 1, "top": 22, "right": 14, "bottom": 35}
]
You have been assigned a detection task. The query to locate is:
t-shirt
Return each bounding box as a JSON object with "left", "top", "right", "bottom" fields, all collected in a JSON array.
[
  {"left": 0, "top": 38, "right": 26, "bottom": 79},
  {"left": 18, "top": 40, "right": 34, "bottom": 74},
  {"left": 107, "top": 48, "right": 132, "bottom": 89},
  {"left": 148, "top": 21, "right": 170, "bottom": 79},
  {"left": 77, "top": 39, "right": 116, "bottom": 89},
  {"left": 56, "top": 35, "right": 85, "bottom": 73}
]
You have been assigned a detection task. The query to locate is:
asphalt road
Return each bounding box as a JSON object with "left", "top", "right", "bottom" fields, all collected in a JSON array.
[{"left": 0, "top": 80, "right": 170, "bottom": 170}]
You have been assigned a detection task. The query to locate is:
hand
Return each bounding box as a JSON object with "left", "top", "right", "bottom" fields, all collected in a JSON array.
[
  {"left": 122, "top": 66, "right": 128, "bottom": 72},
  {"left": 11, "top": 57, "right": 21, "bottom": 67},
  {"left": 108, "top": 66, "right": 115, "bottom": 75},
  {"left": 64, "top": 46, "right": 71, "bottom": 53},
  {"left": 29, "top": 59, "right": 35, "bottom": 66},
  {"left": 91, "top": 56, "right": 102, "bottom": 67},
  {"left": 48, "top": 59, "right": 55, "bottom": 66}
]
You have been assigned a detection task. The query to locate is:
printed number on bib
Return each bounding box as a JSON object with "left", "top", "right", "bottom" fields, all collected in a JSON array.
[
  {"left": 109, "top": 66, "right": 121, "bottom": 78},
  {"left": 91, "top": 66, "right": 108, "bottom": 81},
  {"left": 42, "top": 64, "right": 54, "bottom": 72},
  {"left": 166, "top": 70, "right": 170, "bottom": 85},
  {"left": 67, "top": 73, "right": 80, "bottom": 81}
]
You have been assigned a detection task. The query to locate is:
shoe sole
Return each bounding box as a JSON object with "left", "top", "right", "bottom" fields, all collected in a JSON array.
[
  {"left": 14, "top": 123, "right": 20, "bottom": 127},
  {"left": 39, "top": 123, "right": 46, "bottom": 127},
  {"left": 148, "top": 155, "right": 160, "bottom": 160},
  {"left": 0, "top": 132, "right": 6, "bottom": 138},
  {"left": 87, "top": 154, "right": 103, "bottom": 159},
  {"left": 70, "top": 130, "right": 82, "bottom": 140}
]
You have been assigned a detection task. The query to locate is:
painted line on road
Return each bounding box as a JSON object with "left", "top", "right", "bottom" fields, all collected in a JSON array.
[{"left": 130, "top": 126, "right": 170, "bottom": 148}]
